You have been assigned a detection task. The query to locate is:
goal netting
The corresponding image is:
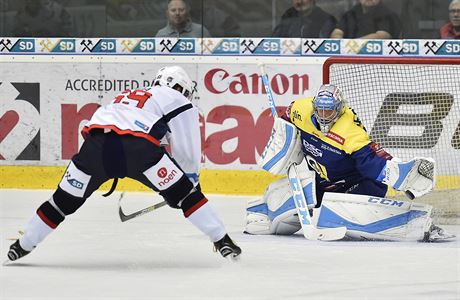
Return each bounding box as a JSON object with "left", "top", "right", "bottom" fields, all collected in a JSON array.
[{"left": 323, "top": 57, "right": 460, "bottom": 222}]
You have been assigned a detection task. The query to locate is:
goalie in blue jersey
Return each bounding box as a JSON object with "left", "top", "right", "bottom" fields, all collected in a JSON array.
[{"left": 246, "top": 84, "right": 454, "bottom": 242}]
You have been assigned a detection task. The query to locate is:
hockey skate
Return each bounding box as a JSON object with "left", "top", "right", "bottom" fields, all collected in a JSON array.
[
  {"left": 423, "top": 224, "right": 456, "bottom": 242},
  {"left": 4, "top": 240, "right": 31, "bottom": 265},
  {"left": 214, "top": 234, "right": 242, "bottom": 261}
]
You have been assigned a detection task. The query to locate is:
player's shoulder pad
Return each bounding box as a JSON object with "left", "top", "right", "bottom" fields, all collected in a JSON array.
[
  {"left": 331, "top": 105, "right": 371, "bottom": 154},
  {"left": 150, "top": 85, "right": 191, "bottom": 107}
]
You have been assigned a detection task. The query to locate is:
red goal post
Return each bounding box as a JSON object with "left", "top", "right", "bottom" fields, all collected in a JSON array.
[{"left": 322, "top": 57, "right": 460, "bottom": 195}]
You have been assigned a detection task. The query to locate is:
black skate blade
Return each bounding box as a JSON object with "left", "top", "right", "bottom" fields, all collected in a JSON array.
[{"left": 225, "top": 253, "right": 241, "bottom": 262}]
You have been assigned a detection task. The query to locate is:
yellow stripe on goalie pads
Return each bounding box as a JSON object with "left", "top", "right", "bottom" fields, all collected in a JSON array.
[{"left": 314, "top": 192, "right": 433, "bottom": 241}]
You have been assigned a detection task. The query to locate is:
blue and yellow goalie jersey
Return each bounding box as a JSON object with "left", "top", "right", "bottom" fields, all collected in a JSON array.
[{"left": 287, "top": 97, "right": 392, "bottom": 191}]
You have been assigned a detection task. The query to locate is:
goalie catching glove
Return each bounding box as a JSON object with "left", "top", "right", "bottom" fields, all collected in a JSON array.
[
  {"left": 257, "top": 117, "right": 303, "bottom": 176},
  {"left": 378, "top": 157, "right": 435, "bottom": 199}
]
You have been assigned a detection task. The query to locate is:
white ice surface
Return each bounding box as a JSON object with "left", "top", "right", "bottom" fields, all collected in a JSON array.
[{"left": 0, "top": 189, "right": 459, "bottom": 300}]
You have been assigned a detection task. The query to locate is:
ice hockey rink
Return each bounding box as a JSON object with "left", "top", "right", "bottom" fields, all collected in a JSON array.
[{"left": 1, "top": 189, "right": 459, "bottom": 300}]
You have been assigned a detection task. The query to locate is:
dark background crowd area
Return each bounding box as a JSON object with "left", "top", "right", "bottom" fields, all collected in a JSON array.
[{"left": 0, "top": 0, "right": 456, "bottom": 39}]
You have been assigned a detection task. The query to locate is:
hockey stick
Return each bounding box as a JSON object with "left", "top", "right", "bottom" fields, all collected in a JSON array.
[
  {"left": 259, "top": 63, "right": 279, "bottom": 118},
  {"left": 118, "top": 192, "right": 167, "bottom": 222},
  {"left": 288, "top": 163, "right": 346, "bottom": 241},
  {"left": 258, "top": 63, "right": 346, "bottom": 241}
]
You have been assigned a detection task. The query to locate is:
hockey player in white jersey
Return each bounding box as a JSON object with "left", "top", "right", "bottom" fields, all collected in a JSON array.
[{"left": 5, "top": 66, "right": 241, "bottom": 263}]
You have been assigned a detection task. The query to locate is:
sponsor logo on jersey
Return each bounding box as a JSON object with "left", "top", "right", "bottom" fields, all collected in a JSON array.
[
  {"left": 80, "top": 39, "right": 116, "bottom": 53},
  {"left": 157, "top": 167, "right": 168, "bottom": 178},
  {"left": 292, "top": 110, "right": 302, "bottom": 121},
  {"left": 144, "top": 156, "right": 183, "bottom": 190},
  {"left": 320, "top": 144, "right": 342, "bottom": 155},
  {"left": 303, "top": 140, "right": 323, "bottom": 157},
  {"left": 369, "top": 142, "right": 392, "bottom": 159},
  {"left": 158, "top": 169, "right": 178, "bottom": 187},
  {"left": 326, "top": 131, "right": 344, "bottom": 145},
  {"left": 39, "top": 39, "right": 76, "bottom": 53},
  {"left": 120, "top": 39, "right": 155, "bottom": 53},
  {"left": 134, "top": 120, "right": 149, "bottom": 131},
  {"left": 0, "top": 38, "right": 35, "bottom": 53},
  {"left": 240, "top": 38, "right": 281, "bottom": 55},
  {"left": 65, "top": 171, "right": 84, "bottom": 189},
  {"left": 303, "top": 39, "right": 340, "bottom": 55}
]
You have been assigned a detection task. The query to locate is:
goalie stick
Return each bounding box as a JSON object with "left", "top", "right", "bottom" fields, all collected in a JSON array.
[
  {"left": 258, "top": 63, "right": 346, "bottom": 241},
  {"left": 288, "top": 163, "right": 346, "bottom": 241},
  {"left": 118, "top": 192, "right": 167, "bottom": 222}
]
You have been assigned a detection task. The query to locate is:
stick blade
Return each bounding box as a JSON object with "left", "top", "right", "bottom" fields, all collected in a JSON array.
[{"left": 304, "top": 226, "right": 347, "bottom": 241}]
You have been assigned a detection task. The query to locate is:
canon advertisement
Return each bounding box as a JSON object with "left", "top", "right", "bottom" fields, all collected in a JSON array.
[{"left": 0, "top": 56, "right": 458, "bottom": 177}]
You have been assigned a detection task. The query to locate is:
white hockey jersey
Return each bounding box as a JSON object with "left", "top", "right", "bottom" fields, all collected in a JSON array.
[{"left": 82, "top": 86, "right": 201, "bottom": 178}]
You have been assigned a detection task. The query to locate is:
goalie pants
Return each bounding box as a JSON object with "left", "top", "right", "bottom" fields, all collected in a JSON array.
[{"left": 36, "top": 129, "right": 204, "bottom": 229}]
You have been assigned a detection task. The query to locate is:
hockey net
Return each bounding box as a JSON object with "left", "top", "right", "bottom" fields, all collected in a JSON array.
[{"left": 323, "top": 57, "right": 460, "bottom": 222}]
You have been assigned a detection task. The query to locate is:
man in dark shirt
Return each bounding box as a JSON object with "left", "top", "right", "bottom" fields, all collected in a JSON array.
[
  {"left": 13, "top": 0, "right": 73, "bottom": 37},
  {"left": 330, "top": 0, "right": 401, "bottom": 39},
  {"left": 272, "top": 0, "right": 336, "bottom": 38}
]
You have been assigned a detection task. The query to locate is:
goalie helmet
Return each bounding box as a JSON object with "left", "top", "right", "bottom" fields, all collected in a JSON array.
[
  {"left": 312, "top": 84, "right": 345, "bottom": 134},
  {"left": 153, "top": 66, "right": 194, "bottom": 100}
]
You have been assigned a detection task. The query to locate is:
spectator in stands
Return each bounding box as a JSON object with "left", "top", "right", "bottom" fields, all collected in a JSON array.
[
  {"left": 107, "top": 0, "right": 147, "bottom": 21},
  {"left": 440, "top": 0, "right": 460, "bottom": 39},
  {"left": 330, "top": 0, "right": 401, "bottom": 39},
  {"left": 13, "top": 0, "right": 73, "bottom": 37},
  {"left": 272, "top": 0, "right": 336, "bottom": 38},
  {"left": 190, "top": 0, "right": 241, "bottom": 37},
  {"left": 156, "top": 0, "right": 210, "bottom": 38}
]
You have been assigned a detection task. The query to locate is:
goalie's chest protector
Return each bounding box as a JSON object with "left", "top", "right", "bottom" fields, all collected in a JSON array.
[{"left": 289, "top": 98, "right": 371, "bottom": 183}]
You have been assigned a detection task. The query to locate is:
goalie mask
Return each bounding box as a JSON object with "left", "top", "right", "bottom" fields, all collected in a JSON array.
[
  {"left": 153, "top": 66, "right": 194, "bottom": 100},
  {"left": 313, "top": 84, "right": 345, "bottom": 134}
]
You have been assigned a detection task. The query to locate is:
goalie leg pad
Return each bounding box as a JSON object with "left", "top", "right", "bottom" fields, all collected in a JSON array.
[
  {"left": 257, "top": 118, "right": 303, "bottom": 176},
  {"left": 245, "top": 178, "right": 301, "bottom": 235},
  {"left": 315, "top": 192, "right": 433, "bottom": 241}
]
